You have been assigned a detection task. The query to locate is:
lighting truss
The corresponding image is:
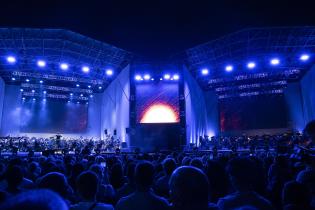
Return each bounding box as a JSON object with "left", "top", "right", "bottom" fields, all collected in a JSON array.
[
  {"left": 218, "top": 89, "right": 284, "bottom": 99},
  {"left": 21, "top": 83, "right": 93, "bottom": 94},
  {"left": 22, "top": 92, "right": 89, "bottom": 101}
]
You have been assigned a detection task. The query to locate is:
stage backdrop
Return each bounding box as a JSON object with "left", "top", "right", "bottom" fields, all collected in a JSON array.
[
  {"left": 184, "top": 66, "right": 219, "bottom": 145},
  {"left": 0, "top": 84, "right": 102, "bottom": 138},
  {"left": 101, "top": 65, "right": 130, "bottom": 143},
  {"left": 301, "top": 65, "right": 315, "bottom": 125},
  {"left": 0, "top": 77, "right": 5, "bottom": 131}
]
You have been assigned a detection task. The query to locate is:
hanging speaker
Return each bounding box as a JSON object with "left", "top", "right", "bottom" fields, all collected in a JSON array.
[
  {"left": 104, "top": 129, "right": 108, "bottom": 135},
  {"left": 114, "top": 129, "right": 117, "bottom": 135}
]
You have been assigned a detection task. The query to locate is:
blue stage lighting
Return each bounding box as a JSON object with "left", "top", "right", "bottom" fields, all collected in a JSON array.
[
  {"left": 39, "top": 80, "right": 43, "bottom": 84},
  {"left": 26, "top": 79, "right": 30, "bottom": 82},
  {"left": 7, "top": 56, "right": 16, "bottom": 64},
  {"left": 32, "top": 90, "right": 35, "bottom": 93},
  {"left": 144, "top": 74, "right": 151, "bottom": 80},
  {"left": 135, "top": 75, "right": 142, "bottom": 81},
  {"left": 82, "top": 66, "right": 90, "bottom": 73},
  {"left": 98, "top": 86, "right": 102, "bottom": 90},
  {"left": 43, "top": 98, "right": 46, "bottom": 102},
  {"left": 20, "top": 89, "right": 24, "bottom": 92},
  {"left": 33, "top": 98, "right": 36, "bottom": 101},
  {"left": 247, "top": 62, "right": 256, "bottom": 69},
  {"left": 80, "top": 94, "right": 83, "bottom": 97},
  {"left": 270, "top": 58, "right": 280, "bottom": 65},
  {"left": 76, "top": 84, "right": 80, "bottom": 87},
  {"left": 201, "top": 68, "right": 209, "bottom": 75},
  {"left": 88, "top": 85, "right": 91, "bottom": 88},
  {"left": 43, "top": 91, "right": 47, "bottom": 94},
  {"left": 70, "top": 93, "right": 73, "bottom": 96},
  {"left": 164, "top": 74, "right": 171, "bottom": 80},
  {"left": 106, "top": 69, "right": 113, "bottom": 76},
  {"left": 37, "top": 60, "right": 46, "bottom": 67},
  {"left": 225, "top": 65, "right": 233, "bottom": 72},
  {"left": 60, "top": 63, "right": 69, "bottom": 70},
  {"left": 86, "top": 102, "right": 89, "bottom": 105},
  {"left": 160, "top": 78, "right": 163, "bottom": 81},
  {"left": 300, "top": 54, "right": 310, "bottom": 61},
  {"left": 173, "top": 74, "right": 179, "bottom": 80},
  {"left": 77, "top": 101, "right": 79, "bottom": 104},
  {"left": 11, "top": 77, "right": 16, "bottom": 81},
  {"left": 151, "top": 78, "right": 154, "bottom": 81},
  {"left": 67, "top": 101, "right": 70, "bottom": 103},
  {"left": 90, "top": 95, "right": 93, "bottom": 98},
  {"left": 22, "top": 97, "right": 25, "bottom": 100}
]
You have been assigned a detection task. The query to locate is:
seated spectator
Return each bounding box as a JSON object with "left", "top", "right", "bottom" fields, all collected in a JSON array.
[
  {"left": 5, "top": 165, "right": 24, "bottom": 195},
  {"left": 282, "top": 181, "right": 313, "bottom": 210},
  {"left": 116, "top": 162, "right": 136, "bottom": 200},
  {"left": 296, "top": 168, "right": 315, "bottom": 207},
  {"left": 109, "top": 163, "right": 126, "bottom": 190},
  {"left": 190, "top": 158, "right": 204, "bottom": 169},
  {"left": 71, "top": 171, "right": 113, "bottom": 210},
  {"left": 0, "top": 189, "right": 68, "bottom": 210},
  {"left": 169, "top": 166, "right": 215, "bottom": 210},
  {"left": 26, "top": 162, "right": 41, "bottom": 182},
  {"left": 218, "top": 157, "right": 274, "bottom": 210},
  {"left": 155, "top": 158, "right": 177, "bottom": 198},
  {"left": 116, "top": 161, "right": 169, "bottom": 210}
]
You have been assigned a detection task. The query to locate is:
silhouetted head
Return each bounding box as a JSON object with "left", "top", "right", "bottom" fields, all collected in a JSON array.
[
  {"left": 38, "top": 172, "right": 70, "bottom": 199},
  {"left": 76, "top": 171, "right": 99, "bottom": 201},
  {"left": 169, "top": 166, "right": 209, "bottom": 210},
  {"left": 162, "top": 158, "right": 177, "bottom": 176},
  {"left": 6, "top": 165, "right": 23, "bottom": 189},
  {"left": 282, "top": 180, "right": 312, "bottom": 207},
  {"left": 304, "top": 120, "right": 315, "bottom": 142},
  {"left": 135, "top": 161, "right": 155, "bottom": 191},
  {"left": 0, "top": 189, "right": 68, "bottom": 210}
]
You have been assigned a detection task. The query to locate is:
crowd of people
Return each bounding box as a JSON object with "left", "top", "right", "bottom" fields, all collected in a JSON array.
[{"left": 0, "top": 121, "right": 314, "bottom": 210}]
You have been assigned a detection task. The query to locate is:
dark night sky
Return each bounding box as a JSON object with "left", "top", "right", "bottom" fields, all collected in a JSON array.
[{"left": 0, "top": 0, "right": 315, "bottom": 59}]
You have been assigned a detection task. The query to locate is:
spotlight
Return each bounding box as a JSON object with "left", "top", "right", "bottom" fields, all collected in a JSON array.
[
  {"left": 135, "top": 75, "right": 142, "bottom": 81},
  {"left": 106, "top": 69, "right": 113, "bottom": 76},
  {"left": 90, "top": 95, "right": 93, "bottom": 98},
  {"left": 164, "top": 74, "right": 171, "bottom": 80},
  {"left": 67, "top": 101, "right": 70, "bottom": 103},
  {"left": 98, "top": 86, "right": 102, "bottom": 90},
  {"left": 80, "top": 94, "right": 83, "bottom": 97},
  {"left": 22, "top": 97, "right": 25, "bottom": 100},
  {"left": 270, "top": 58, "right": 280, "bottom": 65},
  {"left": 201, "top": 68, "right": 209, "bottom": 75},
  {"left": 160, "top": 78, "right": 163, "bottom": 81},
  {"left": 26, "top": 79, "right": 30, "bottom": 82},
  {"left": 247, "top": 62, "right": 256, "bottom": 69},
  {"left": 82, "top": 66, "right": 90, "bottom": 73},
  {"left": 300, "top": 54, "right": 310, "bottom": 61},
  {"left": 39, "top": 80, "right": 43, "bottom": 84},
  {"left": 77, "top": 101, "right": 80, "bottom": 104},
  {"left": 151, "top": 78, "right": 155, "bottom": 81},
  {"left": 6, "top": 56, "right": 16, "bottom": 64},
  {"left": 88, "top": 85, "right": 91, "bottom": 88},
  {"left": 60, "top": 63, "right": 69, "bottom": 70},
  {"left": 37, "top": 60, "right": 46, "bottom": 67},
  {"left": 43, "top": 99, "right": 46, "bottom": 102},
  {"left": 76, "top": 84, "right": 80, "bottom": 87},
  {"left": 144, "top": 74, "right": 151, "bottom": 80},
  {"left": 20, "top": 89, "right": 24, "bottom": 92},
  {"left": 31, "top": 90, "right": 35, "bottom": 93},
  {"left": 70, "top": 93, "right": 73, "bottom": 96},
  {"left": 32, "top": 98, "right": 36, "bottom": 101},
  {"left": 43, "top": 91, "right": 47, "bottom": 94},
  {"left": 225, "top": 65, "right": 233, "bottom": 72},
  {"left": 11, "top": 77, "right": 16, "bottom": 81},
  {"left": 86, "top": 102, "right": 89, "bottom": 105},
  {"left": 173, "top": 74, "right": 179, "bottom": 80}
]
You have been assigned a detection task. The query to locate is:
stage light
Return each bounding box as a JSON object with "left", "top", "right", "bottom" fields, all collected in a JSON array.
[
  {"left": 135, "top": 75, "right": 142, "bottom": 81},
  {"left": 20, "top": 89, "right": 24, "bottom": 92},
  {"left": 60, "top": 63, "right": 69, "bottom": 70},
  {"left": 76, "top": 84, "right": 80, "bottom": 87},
  {"left": 164, "top": 74, "right": 171, "bottom": 80},
  {"left": 82, "top": 66, "right": 90, "bottom": 73},
  {"left": 70, "top": 93, "right": 73, "bottom": 96},
  {"left": 11, "top": 77, "right": 16, "bottom": 81},
  {"left": 77, "top": 101, "right": 79, "bottom": 104},
  {"left": 160, "top": 78, "right": 163, "bottom": 81},
  {"left": 26, "top": 79, "right": 30, "bottom": 82},
  {"left": 39, "top": 80, "right": 43, "bottom": 84},
  {"left": 225, "top": 65, "right": 233, "bottom": 72},
  {"left": 106, "top": 69, "right": 113, "bottom": 76},
  {"left": 43, "top": 91, "right": 47, "bottom": 94},
  {"left": 151, "top": 78, "right": 154, "bottom": 81},
  {"left": 33, "top": 98, "right": 36, "bottom": 101},
  {"left": 80, "top": 94, "right": 83, "bottom": 97},
  {"left": 201, "top": 68, "right": 209, "bottom": 75},
  {"left": 247, "top": 62, "right": 256, "bottom": 69},
  {"left": 37, "top": 60, "right": 46, "bottom": 67},
  {"left": 22, "top": 97, "right": 25, "bottom": 100},
  {"left": 43, "top": 98, "right": 46, "bottom": 102},
  {"left": 88, "top": 85, "right": 91, "bottom": 88},
  {"left": 90, "top": 95, "right": 93, "bottom": 98},
  {"left": 270, "top": 58, "right": 280, "bottom": 65},
  {"left": 173, "top": 74, "right": 179, "bottom": 80},
  {"left": 86, "top": 102, "right": 89, "bottom": 105},
  {"left": 144, "top": 74, "right": 151, "bottom": 80},
  {"left": 300, "top": 54, "right": 310, "bottom": 61},
  {"left": 7, "top": 56, "right": 16, "bottom": 64},
  {"left": 67, "top": 101, "right": 70, "bottom": 103},
  {"left": 31, "top": 90, "right": 35, "bottom": 93},
  {"left": 98, "top": 86, "right": 102, "bottom": 90}
]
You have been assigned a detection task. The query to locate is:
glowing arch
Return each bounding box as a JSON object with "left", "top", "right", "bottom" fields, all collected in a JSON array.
[{"left": 140, "top": 104, "right": 178, "bottom": 123}]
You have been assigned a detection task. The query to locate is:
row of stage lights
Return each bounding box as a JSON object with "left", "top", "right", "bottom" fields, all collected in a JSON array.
[
  {"left": 134, "top": 73, "right": 180, "bottom": 81},
  {"left": 4, "top": 55, "right": 114, "bottom": 76},
  {"left": 20, "top": 88, "right": 94, "bottom": 98},
  {"left": 21, "top": 97, "right": 89, "bottom": 105},
  {"left": 200, "top": 54, "right": 311, "bottom": 75},
  {"left": 11, "top": 77, "right": 103, "bottom": 90}
]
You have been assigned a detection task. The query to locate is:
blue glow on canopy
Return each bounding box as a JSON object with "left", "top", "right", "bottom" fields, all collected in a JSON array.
[
  {"left": 225, "top": 65, "right": 233, "bottom": 72},
  {"left": 7, "top": 56, "right": 16, "bottom": 63},
  {"left": 270, "top": 58, "right": 280, "bottom": 65},
  {"left": 60, "top": 63, "right": 69, "bottom": 70},
  {"left": 300, "top": 54, "right": 310, "bottom": 61},
  {"left": 201, "top": 68, "right": 209, "bottom": 75},
  {"left": 247, "top": 62, "right": 256, "bottom": 69},
  {"left": 37, "top": 60, "right": 46, "bottom": 67}
]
